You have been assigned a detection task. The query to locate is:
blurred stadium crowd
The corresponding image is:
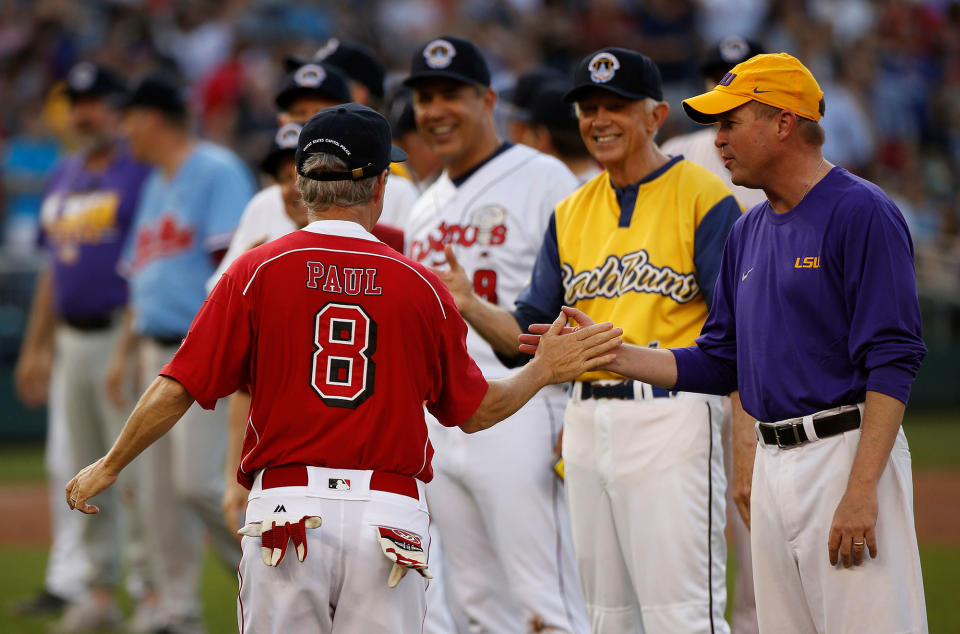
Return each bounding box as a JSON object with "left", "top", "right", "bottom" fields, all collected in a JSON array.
[{"left": 2, "top": 0, "right": 960, "bottom": 267}]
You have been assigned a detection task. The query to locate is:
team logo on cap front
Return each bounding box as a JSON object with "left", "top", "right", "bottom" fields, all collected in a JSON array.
[
  {"left": 423, "top": 39, "right": 456, "bottom": 69},
  {"left": 275, "top": 123, "right": 302, "bottom": 149},
  {"left": 294, "top": 63, "right": 327, "bottom": 88},
  {"left": 588, "top": 52, "right": 620, "bottom": 84},
  {"left": 68, "top": 62, "right": 97, "bottom": 91},
  {"left": 314, "top": 38, "right": 340, "bottom": 61},
  {"left": 718, "top": 36, "right": 750, "bottom": 64}
]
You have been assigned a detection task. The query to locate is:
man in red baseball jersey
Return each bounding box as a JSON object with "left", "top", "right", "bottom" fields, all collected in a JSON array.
[{"left": 64, "top": 103, "right": 621, "bottom": 634}]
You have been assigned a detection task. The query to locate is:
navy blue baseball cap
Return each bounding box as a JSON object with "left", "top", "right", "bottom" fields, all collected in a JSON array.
[
  {"left": 403, "top": 36, "right": 491, "bottom": 88},
  {"left": 563, "top": 48, "right": 663, "bottom": 104},
  {"left": 275, "top": 63, "right": 352, "bottom": 112},
  {"left": 122, "top": 73, "right": 188, "bottom": 115},
  {"left": 64, "top": 62, "right": 127, "bottom": 104},
  {"left": 296, "top": 104, "right": 407, "bottom": 181},
  {"left": 312, "top": 38, "right": 386, "bottom": 101},
  {"left": 529, "top": 80, "right": 578, "bottom": 132},
  {"left": 700, "top": 36, "right": 766, "bottom": 81},
  {"left": 504, "top": 66, "right": 566, "bottom": 122},
  {"left": 387, "top": 88, "right": 417, "bottom": 137},
  {"left": 260, "top": 123, "right": 302, "bottom": 177}
]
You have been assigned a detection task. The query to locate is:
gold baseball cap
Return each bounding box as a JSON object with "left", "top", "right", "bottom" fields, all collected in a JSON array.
[{"left": 682, "top": 52, "right": 823, "bottom": 124}]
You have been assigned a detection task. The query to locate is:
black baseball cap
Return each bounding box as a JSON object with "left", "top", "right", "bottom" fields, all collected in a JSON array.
[
  {"left": 403, "top": 36, "right": 490, "bottom": 88},
  {"left": 64, "top": 62, "right": 127, "bottom": 104},
  {"left": 275, "top": 63, "right": 352, "bottom": 112},
  {"left": 260, "top": 122, "right": 302, "bottom": 177},
  {"left": 387, "top": 88, "right": 417, "bottom": 138},
  {"left": 700, "top": 36, "right": 766, "bottom": 82},
  {"left": 122, "top": 73, "right": 188, "bottom": 115},
  {"left": 296, "top": 103, "right": 407, "bottom": 181},
  {"left": 563, "top": 48, "right": 663, "bottom": 104},
  {"left": 311, "top": 38, "right": 386, "bottom": 101},
  {"left": 529, "top": 80, "right": 578, "bottom": 132},
  {"left": 503, "top": 66, "right": 566, "bottom": 118}
]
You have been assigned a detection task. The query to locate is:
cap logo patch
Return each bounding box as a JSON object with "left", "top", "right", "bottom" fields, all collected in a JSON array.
[
  {"left": 275, "top": 123, "right": 302, "bottom": 149},
  {"left": 588, "top": 52, "right": 620, "bottom": 83},
  {"left": 423, "top": 39, "right": 456, "bottom": 69},
  {"left": 719, "top": 37, "right": 749, "bottom": 63},
  {"left": 68, "top": 63, "right": 97, "bottom": 91},
  {"left": 294, "top": 64, "right": 327, "bottom": 88},
  {"left": 314, "top": 38, "right": 340, "bottom": 61},
  {"left": 718, "top": 72, "right": 736, "bottom": 87}
]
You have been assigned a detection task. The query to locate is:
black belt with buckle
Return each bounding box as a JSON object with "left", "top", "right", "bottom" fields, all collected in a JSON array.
[
  {"left": 578, "top": 381, "right": 677, "bottom": 400},
  {"left": 757, "top": 408, "right": 861, "bottom": 448},
  {"left": 63, "top": 314, "right": 115, "bottom": 332}
]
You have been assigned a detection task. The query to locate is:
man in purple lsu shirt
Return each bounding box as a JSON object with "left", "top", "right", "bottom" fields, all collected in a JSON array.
[{"left": 522, "top": 53, "right": 928, "bottom": 633}]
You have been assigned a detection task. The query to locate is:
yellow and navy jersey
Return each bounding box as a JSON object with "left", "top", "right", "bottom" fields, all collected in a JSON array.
[{"left": 514, "top": 155, "right": 743, "bottom": 381}]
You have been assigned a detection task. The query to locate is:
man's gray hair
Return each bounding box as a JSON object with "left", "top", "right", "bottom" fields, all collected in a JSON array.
[{"left": 297, "top": 153, "right": 380, "bottom": 210}]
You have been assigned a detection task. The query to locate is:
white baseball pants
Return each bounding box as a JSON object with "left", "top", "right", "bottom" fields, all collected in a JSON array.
[
  {"left": 427, "top": 386, "right": 589, "bottom": 634},
  {"left": 751, "top": 424, "right": 927, "bottom": 633},
  {"left": 238, "top": 466, "right": 429, "bottom": 633},
  {"left": 563, "top": 389, "right": 729, "bottom": 634}
]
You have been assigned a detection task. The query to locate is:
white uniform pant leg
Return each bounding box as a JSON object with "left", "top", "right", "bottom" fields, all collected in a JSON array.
[
  {"left": 563, "top": 408, "right": 642, "bottom": 634},
  {"left": 752, "top": 428, "right": 927, "bottom": 634},
  {"left": 238, "top": 490, "right": 428, "bottom": 634},
  {"left": 44, "top": 365, "right": 91, "bottom": 600},
  {"left": 430, "top": 388, "right": 588, "bottom": 634},
  {"left": 564, "top": 396, "right": 729, "bottom": 634},
  {"left": 428, "top": 465, "right": 523, "bottom": 634},
  {"left": 57, "top": 326, "right": 128, "bottom": 589}
]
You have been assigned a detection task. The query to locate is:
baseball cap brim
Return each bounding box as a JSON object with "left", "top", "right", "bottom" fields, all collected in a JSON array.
[
  {"left": 389, "top": 145, "right": 408, "bottom": 163},
  {"left": 562, "top": 83, "right": 651, "bottom": 104},
  {"left": 681, "top": 90, "right": 752, "bottom": 124},
  {"left": 402, "top": 70, "right": 484, "bottom": 88}
]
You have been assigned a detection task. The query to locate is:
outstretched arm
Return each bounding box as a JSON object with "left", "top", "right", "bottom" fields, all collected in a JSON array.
[
  {"left": 66, "top": 375, "right": 195, "bottom": 514},
  {"left": 519, "top": 306, "right": 679, "bottom": 388},
  {"left": 460, "top": 311, "right": 622, "bottom": 433},
  {"left": 433, "top": 245, "right": 525, "bottom": 360}
]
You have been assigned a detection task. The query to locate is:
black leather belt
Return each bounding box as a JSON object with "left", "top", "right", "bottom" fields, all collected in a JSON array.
[
  {"left": 63, "top": 314, "right": 115, "bottom": 331},
  {"left": 146, "top": 334, "right": 186, "bottom": 347},
  {"left": 757, "top": 408, "right": 861, "bottom": 448},
  {"left": 578, "top": 381, "right": 677, "bottom": 400}
]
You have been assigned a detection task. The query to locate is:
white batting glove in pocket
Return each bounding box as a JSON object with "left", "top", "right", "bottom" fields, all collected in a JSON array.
[
  {"left": 239, "top": 515, "right": 322, "bottom": 566},
  {"left": 375, "top": 525, "right": 433, "bottom": 587}
]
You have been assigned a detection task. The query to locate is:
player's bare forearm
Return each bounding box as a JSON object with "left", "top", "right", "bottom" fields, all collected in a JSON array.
[
  {"left": 224, "top": 390, "right": 250, "bottom": 483},
  {"left": 827, "top": 390, "right": 904, "bottom": 566},
  {"left": 730, "top": 391, "right": 756, "bottom": 529},
  {"left": 459, "top": 293, "right": 525, "bottom": 359},
  {"left": 461, "top": 312, "right": 622, "bottom": 433},
  {"left": 103, "top": 376, "right": 195, "bottom": 474},
  {"left": 67, "top": 375, "right": 194, "bottom": 514}
]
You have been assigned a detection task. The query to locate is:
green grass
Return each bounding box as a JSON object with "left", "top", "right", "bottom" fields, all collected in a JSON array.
[
  {"left": 0, "top": 548, "right": 237, "bottom": 633},
  {"left": 0, "top": 443, "right": 47, "bottom": 483},
  {"left": 903, "top": 411, "right": 960, "bottom": 469}
]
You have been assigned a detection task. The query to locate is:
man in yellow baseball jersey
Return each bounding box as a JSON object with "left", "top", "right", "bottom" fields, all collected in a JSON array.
[{"left": 435, "top": 48, "right": 742, "bottom": 633}]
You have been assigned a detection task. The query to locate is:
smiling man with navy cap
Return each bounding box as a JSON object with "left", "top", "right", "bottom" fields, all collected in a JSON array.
[
  {"left": 404, "top": 35, "right": 589, "bottom": 634},
  {"left": 432, "top": 45, "right": 743, "bottom": 633}
]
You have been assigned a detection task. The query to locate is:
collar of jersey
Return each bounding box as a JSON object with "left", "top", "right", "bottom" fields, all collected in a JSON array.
[{"left": 302, "top": 219, "right": 380, "bottom": 242}]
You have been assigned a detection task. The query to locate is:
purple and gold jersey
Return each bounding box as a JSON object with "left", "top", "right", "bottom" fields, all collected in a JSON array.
[
  {"left": 516, "top": 156, "right": 742, "bottom": 381},
  {"left": 673, "top": 167, "right": 926, "bottom": 421}
]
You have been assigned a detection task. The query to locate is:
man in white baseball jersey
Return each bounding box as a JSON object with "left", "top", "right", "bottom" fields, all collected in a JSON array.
[
  {"left": 432, "top": 48, "right": 743, "bottom": 633},
  {"left": 404, "top": 36, "right": 589, "bottom": 634},
  {"left": 64, "top": 103, "right": 623, "bottom": 634}
]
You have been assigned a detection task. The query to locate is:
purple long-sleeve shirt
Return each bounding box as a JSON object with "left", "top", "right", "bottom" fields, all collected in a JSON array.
[{"left": 673, "top": 167, "right": 926, "bottom": 422}]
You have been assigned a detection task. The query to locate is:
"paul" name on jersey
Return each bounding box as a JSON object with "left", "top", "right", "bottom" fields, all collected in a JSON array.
[{"left": 306, "top": 261, "right": 382, "bottom": 295}]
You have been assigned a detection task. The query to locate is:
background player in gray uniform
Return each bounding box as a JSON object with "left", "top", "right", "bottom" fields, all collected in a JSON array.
[
  {"left": 106, "top": 73, "right": 253, "bottom": 634},
  {"left": 15, "top": 62, "right": 151, "bottom": 633},
  {"left": 404, "top": 36, "right": 589, "bottom": 634}
]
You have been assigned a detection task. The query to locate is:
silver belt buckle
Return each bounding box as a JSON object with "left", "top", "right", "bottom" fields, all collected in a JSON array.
[{"left": 774, "top": 421, "right": 802, "bottom": 448}]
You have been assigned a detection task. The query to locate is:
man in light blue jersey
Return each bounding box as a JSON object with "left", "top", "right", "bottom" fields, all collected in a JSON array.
[{"left": 107, "top": 72, "right": 254, "bottom": 634}]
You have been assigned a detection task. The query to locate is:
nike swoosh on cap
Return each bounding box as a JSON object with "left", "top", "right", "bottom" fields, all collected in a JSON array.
[{"left": 753, "top": 88, "right": 773, "bottom": 93}]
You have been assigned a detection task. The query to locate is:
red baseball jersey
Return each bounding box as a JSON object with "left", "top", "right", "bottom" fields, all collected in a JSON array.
[{"left": 162, "top": 221, "right": 488, "bottom": 488}]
